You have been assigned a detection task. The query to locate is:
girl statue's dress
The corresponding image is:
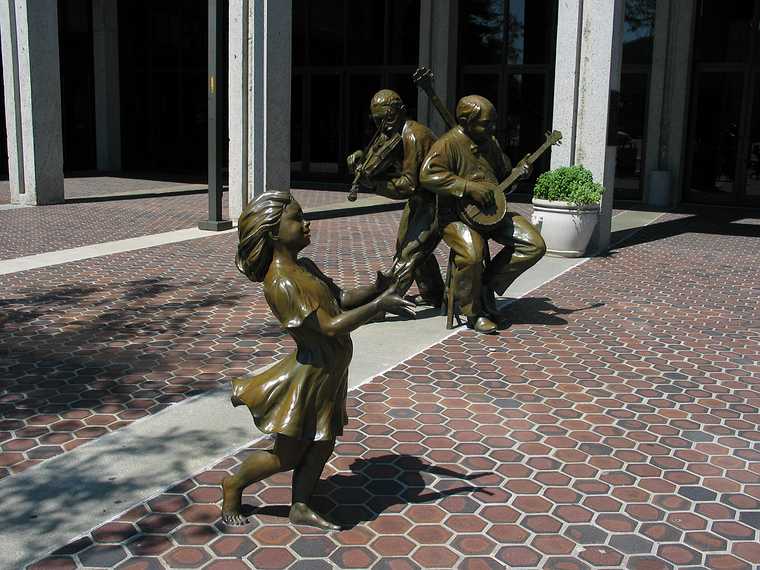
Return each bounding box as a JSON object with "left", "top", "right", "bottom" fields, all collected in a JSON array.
[{"left": 231, "top": 258, "right": 351, "bottom": 441}]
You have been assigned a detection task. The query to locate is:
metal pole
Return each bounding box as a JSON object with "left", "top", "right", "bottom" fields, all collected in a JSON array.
[{"left": 199, "top": 0, "right": 232, "bottom": 231}]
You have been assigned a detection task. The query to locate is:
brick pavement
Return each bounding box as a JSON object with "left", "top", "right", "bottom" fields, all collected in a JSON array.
[
  {"left": 0, "top": 188, "right": 347, "bottom": 260},
  {"left": 0, "top": 210, "right": 418, "bottom": 479},
  {"left": 24, "top": 212, "right": 760, "bottom": 569},
  {"left": 0, "top": 176, "right": 206, "bottom": 205},
  {"left": 0, "top": 204, "right": 537, "bottom": 480}
]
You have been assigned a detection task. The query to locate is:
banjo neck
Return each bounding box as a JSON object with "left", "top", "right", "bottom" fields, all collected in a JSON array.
[{"left": 496, "top": 137, "right": 555, "bottom": 194}]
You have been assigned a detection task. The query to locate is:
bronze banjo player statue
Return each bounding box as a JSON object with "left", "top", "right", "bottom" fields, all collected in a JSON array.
[{"left": 415, "top": 66, "right": 561, "bottom": 333}]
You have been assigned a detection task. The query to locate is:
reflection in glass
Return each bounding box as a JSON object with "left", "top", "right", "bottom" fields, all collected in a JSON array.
[
  {"left": 623, "top": 0, "right": 656, "bottom": 64},
  {"left": 688, "top": 73, "right": 743, "bottom": 195},
  {"left": 695, "top": 0, "right": 753, "bottom": 63},
  {"left": 309, "top": 75, "right": 341, "bottom": 173},
  {"left": 507, "top": 0, "right": 525, "bottom": 64},
  {"left": 505, "top": 74, "right": 547, "bottom": 180},
  {"left": 460, "top": 0, "right": 504, "bottom": 65},
  {"left": 615, "top": 73, "right": 649, "bottom": 200},
  {"left": 745, "top": 75, "right": 760, "bottom": 197}
]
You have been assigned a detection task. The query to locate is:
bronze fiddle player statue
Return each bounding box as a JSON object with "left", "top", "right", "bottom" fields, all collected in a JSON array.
[
  {"left": 420, "top": 95, "right": 547, "bottom": 334},
  {"left": 223, "top": 191, "right": 414, "bottom": 529},
  {"left": 347, "top": 89, "right": 444, "bottom": 309}
]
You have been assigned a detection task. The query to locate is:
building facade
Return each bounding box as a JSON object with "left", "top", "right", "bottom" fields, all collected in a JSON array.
[{"left": 1, "top": 0, "right": 758, "bottom": 216}]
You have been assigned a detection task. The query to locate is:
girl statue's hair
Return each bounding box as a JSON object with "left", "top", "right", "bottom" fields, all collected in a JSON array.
[{"left": 236, "top": 190, "right": 292, "bottom": 282}]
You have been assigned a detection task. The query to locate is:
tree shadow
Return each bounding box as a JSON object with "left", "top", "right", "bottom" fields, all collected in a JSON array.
[
  {"left": 245, "top": 454, "right": 490, "bottom": 529},
  {"left": 0, "top": 422, "right": 250, "bottom": 569},
  {"left": 0, "top": 276, "right": 265, "bottom": 422}
]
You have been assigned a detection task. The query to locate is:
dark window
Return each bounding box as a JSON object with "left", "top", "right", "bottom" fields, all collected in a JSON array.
[
  {"left": 58, "top": 0, "right": 97, "bottom": 172},
  {"left": 688, "top": 73, "right": 743, "bottom": 193},
  {"left": 457, "top": 0, "right": 558, "bottom": 192},
  {"left": 695, "top": 0, "right": 754, "bottom": 64},
  {"left": 308, "top": 0, "right": 345, "bottom": 66},
  {"left": 685, "top": 0, "right": 760, "bottom": 205},
  {"left": 388, "top": 0, "right": 422, "bottom": 65},
  {"left": 292, "top": 0, "right": 421, "bottom": 183},
  {"left": 745, "top": 74, "right": 760, "bottom": 197},
  {"left": 119, "top": 0, "right": 212, "bottom": 174},
  {"left": 615, "top": 0, "right": 657, "bottom": 201},
  {"left": 347, "top": 2, "right": 385, "bottom": 66}
]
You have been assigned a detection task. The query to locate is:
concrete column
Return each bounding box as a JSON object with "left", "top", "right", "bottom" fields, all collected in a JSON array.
[
  {"left": 550, "top": 0, "right": 624, "bottom": 253},
  {"left": 0, "top": 0, "right": 64, "bottom": 205},
  {"left": 643, "top": 0, "right": 696, "bottom": 208},
  {"left": 550, "top": 0, "right": 584, "bottom": 170},
  {"left": 92, "top": 0, "right": 121, "bottom": 171},
  {"left": 229, "top": 0, "right": 292, "bottom": 222},
  {"left": 417, "top": 0, "right": 458, "bottom": 134}
]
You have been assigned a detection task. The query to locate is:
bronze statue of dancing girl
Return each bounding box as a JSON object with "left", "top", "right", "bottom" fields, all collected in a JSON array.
[{"left": 222, "top": 190, "right": 414, "bottom": 530}]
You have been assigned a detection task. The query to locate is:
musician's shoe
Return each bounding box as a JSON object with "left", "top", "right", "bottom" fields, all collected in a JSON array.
[
  {"left": 466, "top": 316, "right": 498, "bottom": 334},
  {"left": 408, "top": 294, "right": 443, "bottom": 309}
]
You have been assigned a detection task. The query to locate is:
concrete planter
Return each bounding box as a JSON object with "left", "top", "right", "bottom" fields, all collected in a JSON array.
[{"left": 531, "top": 198, "right": 600, "bottom": 257}]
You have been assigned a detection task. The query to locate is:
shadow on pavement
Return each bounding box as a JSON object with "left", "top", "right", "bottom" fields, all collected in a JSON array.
[
  {"left": 0, "top": 277, "right": 252, "bottom": 426},
  {"left": 1, "top": 422, "right": 250, "bottom": 568},
  {"left": 245, "top": 454, "right": 490, "bottom": 529},
  {"left": 611, "top": 210, "right": 760, "bottom": 250}
]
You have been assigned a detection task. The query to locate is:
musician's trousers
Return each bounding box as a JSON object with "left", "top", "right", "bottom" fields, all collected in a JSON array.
[
  {"left": 393, "top": 192, "right": 444, "bottom": 303},
  {"left": 442, "top": 212, "right": 546, "bottom": 317}
]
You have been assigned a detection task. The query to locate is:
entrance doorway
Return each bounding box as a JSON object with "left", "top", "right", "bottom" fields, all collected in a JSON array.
[{"left": 686, "top": 0, "right": 760, "bottom": 206}]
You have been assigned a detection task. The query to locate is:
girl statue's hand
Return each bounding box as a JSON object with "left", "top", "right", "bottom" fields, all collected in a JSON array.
[
  {"left": 377, "top": 285, "right": 416, "bottom": 318},
  {"left": 374, "top": 269, "right": 396, "bottom": 293}
]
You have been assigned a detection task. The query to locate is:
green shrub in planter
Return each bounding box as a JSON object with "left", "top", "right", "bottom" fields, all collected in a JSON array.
[{"left": 533, "top": 165, "right": 605, "bottom": 206}]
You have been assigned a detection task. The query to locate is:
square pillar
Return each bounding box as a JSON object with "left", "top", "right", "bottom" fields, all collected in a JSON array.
[
  {"left": 92, "top": 0, "right": 121, "bottom": 172},
  {"left": 417, "top": 0, "right": 458, "bottom": 134},
  {"left": 0, "top": 0, "right": 64, "bottom": 205},
  {"left": 229, "top": 0, "right": 292, "bottom": 222},
  {"left": 551, "top": 0, "right": 624, "bottom": 254}
]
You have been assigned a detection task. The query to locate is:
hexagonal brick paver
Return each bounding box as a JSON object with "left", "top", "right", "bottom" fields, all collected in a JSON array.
[{"left": 24, "top": 210, "right": 760, "bottom": 570}]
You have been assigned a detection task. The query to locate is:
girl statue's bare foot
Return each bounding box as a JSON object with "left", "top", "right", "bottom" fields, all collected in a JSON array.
[
  {"left": 289, "top": 502, "right": 341, "bottom": 531},
  {"left": 221, "top": 476, "right": 249, "bottom": 526}
]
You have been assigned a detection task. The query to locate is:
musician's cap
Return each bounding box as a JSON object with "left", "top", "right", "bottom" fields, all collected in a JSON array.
[{"left": 456, "top": 95, "right": 495, "bottom": 124}]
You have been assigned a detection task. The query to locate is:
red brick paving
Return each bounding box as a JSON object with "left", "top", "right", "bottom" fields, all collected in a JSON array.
[
  {"left": 0, "top": 188, "right": 348, "bottom": 260},
  {"left": 0, "top": 210, "right": 419, "bottom": 478},
  {"left": 24, "top": 211, "right": 760, "bottom": 568}
]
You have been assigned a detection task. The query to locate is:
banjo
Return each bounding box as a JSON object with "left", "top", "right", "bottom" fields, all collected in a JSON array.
[{"left": 413, "top": 66, "right": 563, "bottom": 231}]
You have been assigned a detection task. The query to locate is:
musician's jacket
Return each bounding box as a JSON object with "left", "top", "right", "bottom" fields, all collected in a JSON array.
[
  {"left": 419, "top": 126, "right": 512, "bottom": 224},
  {"left": 373, "top": 120, "right": 437, "bottom": 200}
]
